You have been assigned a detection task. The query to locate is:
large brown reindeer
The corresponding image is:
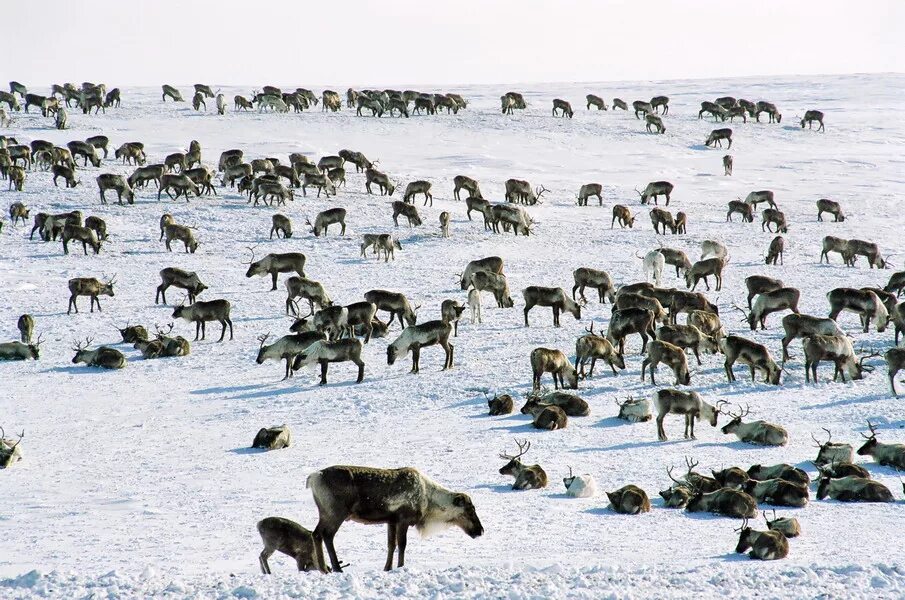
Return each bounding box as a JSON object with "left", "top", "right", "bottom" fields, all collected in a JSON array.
[
  {"left": 172, "top": 299, "right": 234, "bottom": 341},
  {"left": 857, "top": 421, "right": 905, "bottom": 470},
  {"left": 523, "top": 286, "right": 582, "bottom": 327},
  {"left": 574, "top": 322, "right": 625, "bottom": 378},
  {"left": 293, "top": 338, "right": 365, "bottom": 384},
  {"left": 156, "top": 268, "right": 208, "bottom": 305},
  {"left": 499, "top": 439, "right": 547, "bottom": 490},
  {"left": 734, "top": 519, "right": 789, "bottom": 560},
  {"left": 364, "top": 290, "right": 418, "bottom": 328},
  {"left": 654, "top": 389, "right": 726, "bottom": 441},
  {"left": 67, "top": 275, "right": 115, "bottom": 314},
  {"left": 721, "top": 335, "right": 781, "bottom": 384},
  {"left": 307, "top": 466, "right": 483, "bottom": 572},
  {"left": 530, "top": 347, "right": 578, "bottom": 390},
  {"left": 387, "top": 321, "right": 453, "bottom": 372},
  {"left": 245, "top": 248, "right": 306, "bottom": 291}
]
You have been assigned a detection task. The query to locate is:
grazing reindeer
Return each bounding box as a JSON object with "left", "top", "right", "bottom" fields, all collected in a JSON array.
[
  {"left": 67, "top": 276, "right": 115, "bottom": 314},
  {"left": 745, "top": 191, "right": 777, "bottom": 210},
  {"left": 392, "top": 201, "right": 422, "bottom": 227},
  {"left": 650, "top": 95, "right": 669, "bottom": 114},
  {"left": 504, "top": 180, "right": 547, "bottom": 205},
  {"left": 286, "top": 277, "right": 332, "bottom": 316},
  {"left": 52, "top": 164, "right": 79, "bottom": 188},
  {"left": 632, "top": 100, "right": 653, "bottom": 118},
  {"left": 645, "top": 113, "right": 665, "bottom": 133},
  {"left": 641, "top": 250, "right": 665, "bottom": 285},
  {"left": 158, "top": 173, "right": 200, "bottom": 201},
  {"left": 657, "top": 248, "right": 692, "bottom": 278},
  {"left": 654, "top": 389, "right": 726, "bottom": 441},
  {"left": 172, "top": 299, "right": 234, "bottom": 341},
  {"left": 684, "top": 257, "right": 725, "bottom": 291},
  {"left": 387, "top": 321, "right": 453, "bottom": 373},
  {"left": 705, "top": 128, "right": 732, "bottom": 148},
  {"left": 465, "top": 196, "right": 493, "bottom": 227},
  {"left": 649, "top": 208, "right": 676, "bottom": 234},
  {"left": 364, "top": 290, "right": 418, "bottom": 327},
  {"left": 440, "top": 299, "right": 466, "bottom": 336},
  {"left": 453, "top": 175, "right": 482, "bottom": 200},
  {"left": 636, "top": 181, "right": 674, "bottom": 206},
  {"left": 162, "top": 84, "right": 183, "bottom": 102},
  {"left": 820, "top": 236, "right": 853, "bottom": 265},
  {"left": 857, "top": 421, "right": 905, "bottom": 470},
  {"left": 723, "top": 154, "right": 733, "bottom": 175},
  {"left": 365, "top": 168, "right": 396, "bottom": 195},
  {"left": 245, "top": 249, "right": 306, "bottom": 291},
  {"left": 641, "top": 340, "right": 691, "bottom": 385},
  {"left": 801, "top": 110, "right": 825, "bottom": 132},
  {"left": 523, "top": 286, "right": 582, "bottom": 327},
  {"left": 156, "top": 267, "right": 207, "bottom": 305},
  {"left": 302, "top": 172, "right": 336, "bottom": 198},
  {"left": 802, "top": 335, "right": 876, "bottom": 383},
  {"left": 471, "top": 271, "right": 514, "bottom": 308},
  {"left": 816, "top": 198, "right": 844, "bottom": 222},
  {"left": 657, "top": 323, "right": 718, "bottom": 365},
  {"left": 765, "top": 236, "right": 784, "bottom": 265},
  {"left": 577, "top": 183, "right": 603, "bottom": 206},
  {"left": 611, "top": 204, "right": 635, "bottom": 229},
  {"left": 572, "top": 268, "right": 615, "bottom": 304},
  {"left": 552, "top": 99, "right": 574, "bottom": 118},
  {"left": 17, "top": 314, "right": 34, "bottom": 344},
  {"left": 847, "top": 239, "right": 888, "bottom": 269},
  {"left": 885, "top": 271, "right": 905, "bottom": 297},
  {"left": 375, "top": 235, "right": 404, "bottom": 262},
  {"left": 607, "top": 485, "right": 651, "bottom": 514},
  {"left": 886, "top": 347, "right": 905, "bottom": 397},
  {"left": 720, "top": 335, "right": 781, "bottom": 384},
  {"left": 740, "top": 287, "right": 800, "bottom": 330},
  {"left": 71, "top": 338, "right": 126, "bottom": 369},
  {"left": 164, "top": 224, "right": 199, "bottom": 253},
  {"left": 755, "top": 101, "right": 781, "bottom": 123},
  {"left": 403, "top": 180, "right": 433, "bottom": 205},
  {"left": 761, "top": 209, "right": 788, "bottom": 233},
  {"left": 721, "top": 405, "right": 788, "bottom": 446},
  {"left": 439, "top": 211, "right": 450, "bottom": 238},
  {"left": 468, "top": 288, "right": 482, "bottom": 324},
  {"left": 116, "top": 142, "right": 147, "bottom": 165},
  {"left": 615, "top": 395, "right": 652, "bottom": 422},
  {"left": 812, "top": 428, "right": 854, "bottom": 466},
  {"left": 745, "top": 275, "right": 783, "bottom": 310},
  {"left": 817, "top": 476, "right": 893, "bottom": 503},
  {"left": 586, "top": 94, "right": 607, "bottom": 110},
  {"left": 257, "top": 517, "right": 319, "bottom": 574},
  {"left": 270, "top": 214, "right": 293, "bottom": 239},
  {"left": 827, "top": 288, "right": 889, "bottom": 333},
  {"left": 307, "top": 208, "right": 347, "bottom": 236},
  {"left": 307, "top": 466, "right": 483, "bottom": 573},
  {"left": 575, "top": 322, "right": 625, "bottom": 378},
  {"left": 688, "top": 310, "right": 725, "bottom": 341},
  {"left": 491, "top": 204, "right": 532, "bottom": 236},
  {"left": 612, "top": 98, "right": 628, "bottom": 110},
  {"left": 61, "top": 224, "right": 101, "bottom": 255},
  {"left": 499, "top": 439, "right": 547, "bottom": 490},
  {"left": 726, "top": 200, "right": 754, "bottom": 223},
  {"left": 293, "top": 338, "right": 365, "bottom": 384},
  {"left": 607, "top": 308, "right": 657, "bottom": 355},
  {"left": 735, "top": 520, "right": 789, "bottom": 560},
  {"left": 460, "top": 256, "right": 504, "bottom": 290},
  {"left": 530, "top": 347, "right": 578, "bottom": 391},
  {"left": 8, "top": 202, "right": 29, "bottom": 225},
  {"left": 97, "top": 174, "right": 135, "bottom": 204},
  {"left": 488, "top": 394, "right": 513, "bottom": 415},
  {"left": 779, "top": 313, "right": 843, "bottom": 361}
]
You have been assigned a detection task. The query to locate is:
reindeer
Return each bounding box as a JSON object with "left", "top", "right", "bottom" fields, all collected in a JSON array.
[
  {"left": 755, "top": 101, "right": 781, "bottom": 123},
  {"left": 67, "top": 140, "right": 100, "bottom": 167},
  {"left": 639, "top": 250, "right": 665, "bottom": 285},
  {"left": 720, "top": 335, "right": 781, "bottom": 384},
  {"left": 245, "top": 249, "right": 306, "bottom": 291},
  {"left": 800, "top": 110, "right": 825, "bottom": 132},
  {"left": 885, "top": 271, "right": 905, "bottom": 297},
  {"left": 887, "top": 347, "right": 905, "bottom": 397},
  {"left": 505, "top": 179, "right": 547, "bottom": 205},
  {"left": 491, "top": 204, "right": 532, "bottom": 236},
  {"left": 610, "top": 204, "right": 635, "bottom": 229},
  {"left": 498, "top": 439, "right": 547, "bottom": 490},
  {"left": 779, "top": 313, "right": 842, "bottom": 361},
  {"left": 654, "top": 389, "right": 726, "bottom": 441},
  {"left": 290, "top": 338, "right": 364, "bottom": 384},
  {"left": 155, "top": 268, "right": 207, "bottom": 305},
  {"left": 159, "top": 173, "right": 200, "bottom": 201},
  {"left": 612, "top": 98, "right": 628, "bottom": 110},
  {"left": 723, "top": 154, "right": 733, "bottom": 175},
  {"left": 469, "top": 271, "right": 513, "bottom": 309},
  {"left": 71, "top": 338, "right": 126, "bottom": 369},
  {"left": 748, "top": 465, "right": 809, "bottom": 487},
  {"left": 614, "top": 293, "right": 668, "bottom": 325},
  {"left": 734, "top": 520, "right": 789, "bottom": 560},
  {"left": 256, "top": 517, "right": 319, "bottom": 574},
  {"left": 162, "top": 84, "right": 183, "bottom": 102},
  {"left": 530, "top": 347, "right": 578, "bottom": 391},
  {"left": 307, "top": 465, "right": 483, "bottom": 572},
  {"left": 67, "top": 276, "right": 115, "bottom": 314},
  {"left": 739, "top": 287, "right": 800, "bottom": 330},
  {"left": 586, "top": 94, "right": 607, "bottom": 110},
  {"left": 0, "top": 426, "right": 25, "bottom": 468},
  {"left": 816, "top": 198, "right": 844, "bottom": 222},
  {"left": 687, "top": 309, "right": 724, "bottom": 341},
  {"left": 452, "top": 175, "right": 481, "bottom": 201},
  {"left": 438, "top": 211, "right": 450, "bottom": 238},
  {"left": 488, "top": 394, "right": 513, "bottom": 415},
  {"left": 615, "top": 395, "right": 652, "bottom": 422},
  {"left": 468, "top": 288, "right": 482, "bottom": 325},
  {"left": 307, "top": 208, "right": 346, "bottom": 237},
  {"left": 440, "top": 300, "right": 467, "bottom": 336},
  {"left": 569, "top": 269, "right": 614, "bottom": 306},
  {"left": 641, "top": 340, "right": 690, "bottom": 385},
  {"left": 301, "top": 172, "right": 336, "bottom": 198},
  {"left": 522, "top": 390, "right": 589, "bottom": 417},
  {"left": 817, "top": 476, "right": 893, "bottom": 503},
  {"left": 827, "top": 288, "right": 889, "bottom": 333},
  {"left": 743, "top": 275, "right": 782, "bottom": 311},
  {"left": 460, "top": 257, "right": 505, "bottom": 290},
  {"left": 365, "top": 168, "right": 396, "bottom": 196},
  {"left": 857, "top": 421, "right": 905, "bottom": 470},
  {"left": 522, "top": 401, "right": 568, "bottom": 430},
  {"left": 649, "top": 208, "right": 676, "bottom": 234},
  {"left": 765, "top": 236, "right": 784, "bottom": 265},
  {"left": 686, "top": 485, "right": 757, "bottom": 519},
  {"left": 172, "top": 299, "right": 233, "bottom": 342},
  {"left": 97, "top": 174, "right": 134, "bottom": 204},
  {"left": 726, "top": 200, "right": 754, "bottom": 223},
  {"left": 184, "top": 167, "right": 217, "bottom": 196},
  {"left": 705, "top": 128, "right": 733, "bottom": 148},
  {"left": 62, "top": 224, "right": 101, "bottom": 255},
  {"left": 802, "top": 335, "right": 877, "bottom": 383},
  {"left": 811, "top": 428, "right": 854, "bottom": 466},
  {"left": 392, "top": 201, "right": 422, "bottom": 227},
  {"left": 364, "top": 290, "right": 418, "bottom": 328},
  {"left": 552, "top": 99, "right": 573, "bottom": 118},
  {"left": 0, "top": 334, "right": 42, "bottom": 361},
  {"left": 607, "top": 485, "right": 651, "bottom": 514},
  {"left": 387, "top": 321, "right": 453, "bottom": 373},
  {"left": 16, "top": 314, "right": 34, "bottom": 345},
  {"left": 164, "top": 224, "right": 199, "bottom": 253},
  {"left": 632, "top": 100, "right": 653, "bottom": 118},
  {"left": 636, "top": 181, "right": 673, "bottom": 206},
  {"left": 8, "top": 202, "right": 29, "bottom": 226},
  {"left": 761, "top": 208, "right": 788, "bottom": 234},
  {"left": 653, "top": 248, "right": 690, "bottom": 279},
  {"left": 286, "top": 277, "right": 332, "bottom": 316},
  {"left": 575, "top": 322, "right": 625, "bottom": 378},
  {"left": 523, "top": 286, "right": 582, "bottom": 327},
  {"left": 577, "top": 183, "right": 603, "bottom": 206},
  {"left": 645, "top": 113, "right": 665, "bottom": 134},
  {"left": 118, "top": 324, "right": 148, "bottom": 344},
  {"left": 270, "top": 214, "right": 292, "bottom": 239},
  {"left": 721, "top": 404, "right": 788, "bottom": 446},
  {"left": 607, "top": 308, "right": 657, "bottom": 355},
  {"left": 657, "top": 323, "right": 718, "bottom": 365},
  {"left": 847, "top": 239, "right": 888, "bottom": 269},
  {"left": 820, "top": 236, "right": 853, "bottom": 265},
  {"left": 684, "top": 257, "right": 725, "bottom": 291}
]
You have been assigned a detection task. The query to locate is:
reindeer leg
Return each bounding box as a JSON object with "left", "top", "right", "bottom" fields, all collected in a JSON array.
[
  {"left": 411, "top": 346, "right": 420, "bottom": 374},
  {"left": 396, "top": 523, "right": 408, "bottom": 568},
  {"left": 319, "top": 360, "right": 328, "bottom": 385},
  {"left": 384, "top": 523, "right": 397, "bottom": 571},
  {"left": 260, "top": 549, "right": 273, "bottom": 574},
  {"left": 270, "top": 271, "right": 278, "bottom": 291}
]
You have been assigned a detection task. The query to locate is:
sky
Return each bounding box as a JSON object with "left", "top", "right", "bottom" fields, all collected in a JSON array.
[{"left": 6, "top": 0, "right": 904, "bottom": 87}]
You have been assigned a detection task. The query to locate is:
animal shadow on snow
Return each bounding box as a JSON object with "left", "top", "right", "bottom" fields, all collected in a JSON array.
[
  {"left": 229, "top": 447, "right": 270, "bottom": 456},
  {"left": 573, "top": 439, "right": 672, "bottom": 453},
  {"left": 693, "top": 440, "right": 755, "bottom": 451},
  {"left": 473, "top": 483, "right": 519, "bottom": 494}
]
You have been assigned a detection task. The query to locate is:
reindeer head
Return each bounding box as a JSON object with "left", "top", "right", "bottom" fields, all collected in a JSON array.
[
  {"left": 27, "top": 332, "right": 44, "bottom": 360},
  {"left": 499, "top": 439, "right": 530, "bottom": 475},
  {"left": 734, "top": 518, "right": 755, "bottom": 553},
  {"left": 101, "top": 274, "right": 116, "bottom": 296},
  {"left": 720, "top": 403, "right": 750, "bottom": 434},
  {"left": 857, "top": 420, "right": 880, "bottom": 455},
  {"left": 255, "top": 333, "right": 272, "bottom": 364},
  {"left": 244, "top": 246, "right": 263, "bottom": 277},
  {"left": 71, "top": 337, "right": 94, "bottom": 364}
]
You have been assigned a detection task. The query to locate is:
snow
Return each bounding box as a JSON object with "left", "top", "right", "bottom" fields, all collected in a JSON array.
[{"left": 1, "top": 73, "right": 905, "bottom": 598}]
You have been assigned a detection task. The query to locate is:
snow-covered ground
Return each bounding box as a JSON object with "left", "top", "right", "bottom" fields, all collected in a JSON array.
[{"left": 2, "top": 73, "right": 904, "bottom": 599}]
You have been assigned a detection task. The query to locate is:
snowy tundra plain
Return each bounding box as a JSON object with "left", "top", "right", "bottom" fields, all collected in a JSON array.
[{"left": 1, "top": 73, "right": 905, "bottom": 599}]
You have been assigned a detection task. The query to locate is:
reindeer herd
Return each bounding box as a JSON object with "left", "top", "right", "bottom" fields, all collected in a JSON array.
[{"left": 1, "top": 78, "right": 902, "bottom": 575}]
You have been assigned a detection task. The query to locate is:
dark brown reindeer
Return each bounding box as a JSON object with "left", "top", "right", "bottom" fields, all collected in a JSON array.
[
  {"left": 245, "top": 248, "right": 306, "bottom": 291},
  {"left": 387, "top": 321, "right": 453, "bottom": 373},
  {"left": 172, "top": 299, "right": 234, "bottom": 341},
  {"left": 307, "top": 466, "right": 483, "bottom": 572},
  {"left": 67, "top": 275, "right": 115, "bottom": 314},
  {"left": 499, "top": 439, "right": 548, "bottom": 490}
]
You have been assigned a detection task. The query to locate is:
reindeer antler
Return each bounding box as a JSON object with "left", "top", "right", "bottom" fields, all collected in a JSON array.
[
  {"left": 257, "top": 332, "right": 271, "bottom": 348},
  {"left": 734, "top": 517, "right": 749, "bottom": 532},
  {"left": 862, "top": 420, "right": 878, "bottom": 439},
  {"left": 244, "top": 245, "right": 258, "bottom": 265},
  {"left": 500, "top": 438, "right": 531, "bottom": 461},
  {"left": 684, "top": 456, "right": 700, "bottom": 474},
  {"left": 811, "top": 427, "right": 833, "bottom": 448},
  {"left": 666, "top": 465, "right": 685, "bottom": 486},
  {"left": 155, "top": 323, "right": 175, "bottom": 337},
  {"left": 34, "top": 332, "right": 44, "bottom": 347}
]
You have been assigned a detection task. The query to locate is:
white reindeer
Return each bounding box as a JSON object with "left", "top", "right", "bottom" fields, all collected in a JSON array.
[
  {"left": 641, "top": 250, "right": 665, "bottom": 286},
  {"left": 468, "top": 288, "right": 482, "bottom": 324}
]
